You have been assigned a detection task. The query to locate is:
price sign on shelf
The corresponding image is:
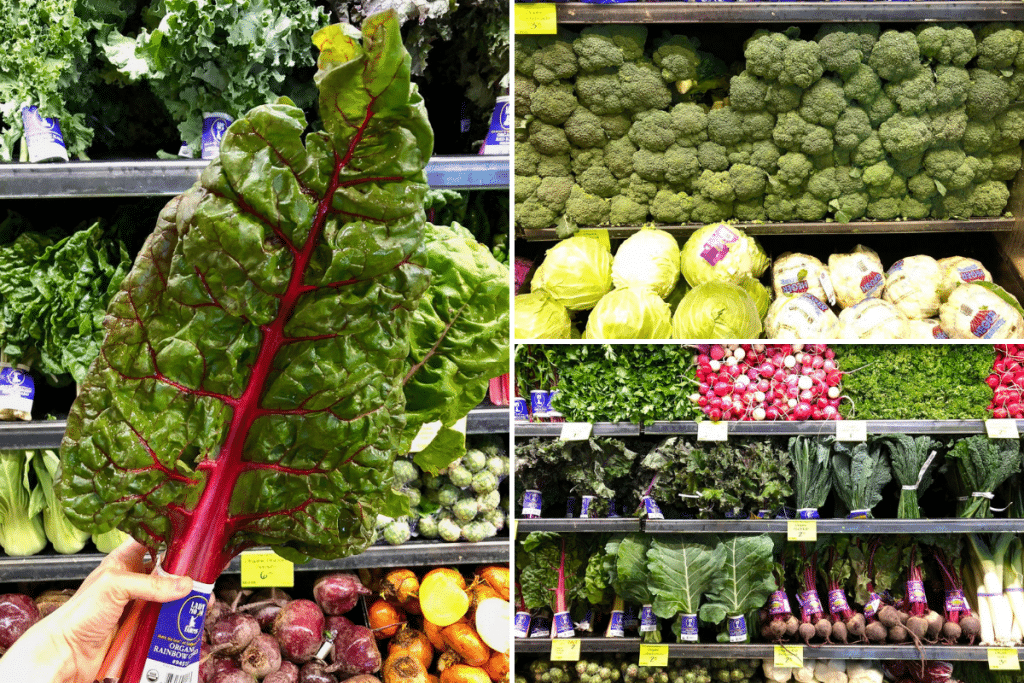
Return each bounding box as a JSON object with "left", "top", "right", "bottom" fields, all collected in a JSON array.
[
  {"left": 836, "top": 420, "right": 867, "bottom": 442},
  {"left": 774, "top": 645, "right": 804, "bottom": 668},
  {"left": 988, "top": 648, "right": 1020, "bottom": 670},
  {"left": 787, "top": 520, "right": 817, "bottom": 542},
  {"left": 986, "top": 419, "right": 1020, "bottom": 440},
  {"left": 697, "top": 421, "right": 728, "bottom": 442},
  {"left": 550, "top": 639, "right": 581, "bottom": 662},
  {"left": 560, "top": 422, "right": 593, "bottom": 441},
  {"left": 515, "top": 4, "right": 557, "bottom": 34},
  {"left": 240, "top": 550, "right": 294, "bottom": 588},
  {"left": 638, "top": 645, "right": 668, "bottom": 667}
]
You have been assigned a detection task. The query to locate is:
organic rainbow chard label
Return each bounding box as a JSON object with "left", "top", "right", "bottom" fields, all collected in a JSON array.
[
  {"left": 639, "top": 604, "right": 657, "bottom": 632},
  {"left": 553, "top": 611, "right": 575, "bottom": 638},
  {"left": 0, "top": 365, "right": 34, "bottom": 418},
  {"left": 141, "top": 576, "right": 214, "bottom": 683},
  {"left": 642, "top": 496, "right": 664, "bottom": 520},
  {"left": 521, "top": 490, "right": 542, "bottom": 518},
  {"left": 727, "top": 615, "right": 747, "bottom": 642},
  {"left": 607, "top": 610, "right": 625, "bottom": 637},
  {"left": 514, "top": 611, "right": 531, "bottom": 638},
  {"left": 529, "top": 616, "right": 551, "bottom": 638},
  {"left": 797, "top": 508, "right": 819, "bottom": 519},
  {"left": 580, "top": 495, "right": 595, "bottom": 518},
  {"left": 678, "top": 614, "right": 698, "bottom": 642}
]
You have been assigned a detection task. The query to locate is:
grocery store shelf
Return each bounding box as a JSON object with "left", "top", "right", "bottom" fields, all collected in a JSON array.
[
  {"left": 467, "top": 407, "right": 510, "bottom": 434},
  {"left": 516, "top": 518, "right": 642, "bottom": 533},
  {"left": 642, "top": 419, "right": 1008, "bottom": 436},
  {"left": 0, "top": 156, "right": 510, "bottom": 198},
  {"left": 514, "top": 639, "right": 1016, "bottom": 661},
  {"left": 644, "top": 518, "right": 1024, "bottom": 534},
  {"left": 0, "top": 541, "right": 508, "bottom": 582},
  {"left": 514, "top": 422, "right": 642, "bottom": 437},
  {"left": 522, "top": 218, "right": 1014, "bottom": 242},
  {"left": 552, "top": 2, "right": 1024, "bottom": 24}
]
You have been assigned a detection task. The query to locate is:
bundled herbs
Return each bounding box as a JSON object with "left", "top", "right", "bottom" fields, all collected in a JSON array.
[
  {"left": 831, "top": 439, "right": 892, "bottom": 519},
  {"left": 878, "top": 434, "right": 939, "bottom": 519},
  {"left": 646, "top": 535, "right": 724, "bottom": 643},
  {"left": 700, "top": 535, "right": 775, "bottom": 644},
  {"left": 835, "top": 345, "right": 995, "bottom": 420},
  {"left": 790, "top": 436, "right": 832, "bottom": 518},
  {"left": 947, "top": 436, "right": 1022, "bottom": 518}
]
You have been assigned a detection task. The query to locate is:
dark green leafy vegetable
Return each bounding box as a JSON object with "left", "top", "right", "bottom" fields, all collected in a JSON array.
[
  {"left": 877, "top": 434, "right": 939, "bottom": 519},
  {"left": 790, "top": 436, "right": 832, "bottom": 514},
  {"left": 518, "top": 531, "right": 591, "bottom": 613},
  {"left": 647, "top": 535, "right": 724, "bottom": 642},
  {"left": 831, "top": 439, "right": 892, "bottom": 518},
  {"left": 612, "top": 534, "right": 660, "bottom": 643},
  {"left": 947, "top": 435, "right": 1022, "bottom": 518},
  {"left": 699, "top": 535, "right": 776, "bottom": 643}
]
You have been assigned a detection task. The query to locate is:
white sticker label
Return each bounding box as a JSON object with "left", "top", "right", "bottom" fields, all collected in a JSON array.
[
  {"left": 697, "top": 421, "right": 728, "bottom": 441},
  {"left": 986, "top": 419, "right": 1020, "bottom": 440},
  {"left": 836, "top": 421, "right": 867, "bottom": 442},
  {"left": 559, "top": 422, "right": 592, "bottom": 441}
]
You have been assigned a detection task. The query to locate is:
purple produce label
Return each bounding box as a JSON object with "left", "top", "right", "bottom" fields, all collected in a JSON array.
[
  {"left": 698, "top": 225, "right": 739, "bottom": 267},
  {"left": 889, "top": 259, "right": 905, "bottom": 275},
  {"left": 907, "top": 579, "right": 927, "bottom": 604},
  {"left": 797, "top": 508, "right": 819, "bottom": 520},
  {"left": 727, "top": 615, "right": 747, "bottom": 642},
  {"left": 514, "top": 612, "right": 532, "bottom": 638},
  {"left": 828, "top": 589, "right": 851, "bottom": 615},
  {"left": 678, "top": 614, "right": 698, "bottom": 642},
  {"left": 769, "top": 591, "right": 792, "bottom": 616},
  {"left": 580, "top": 495, "right": 595, "bottom": 518},
  {"left": 607, "top": 500, "right": 619, "bottom": 518},
  {"left": 958, "top": 264, "right": 987, "bottom": 283},
  {"left": 0, "top": 366, "right": 35, "bottom": 414},
  {"left": 864, "top": 593, "right": 882, "bottom": 619},
  {"left": 799, "top": 590, "right": 823, "bottom": 618},
  {"left": 607, "top": 610, "right": 625, "bottom": 637},
  {"left": 945, "top": 589, "right": 967, "bottom": 613},
  {"left": 643, "top": 497, "right": 664, "bottom": 520},
  {"left": 529, "top": 616, "right": 551, "bottom": 638},
  {"left": 513, "top": 397, "right": 529, "bottom": 421},
  {"left": 553, "top": 611, "right": 575, "bottom": 638},
  {"left": 201, "top": 112, "right": 233, "bottom": 160},
  {"left": 522, "top": 490, "right": 542, "bottom": 518},
  {"left": 639, "top": 604, "right": 657, "bottom": 632},
  {"left": 624, "top": 606, "right": 638, "bottom": 630},
  {"left": 530, "top": 390, "right": 549, "bottom": 416},
  {"left": 142, "top": 576, "right": 213, "bottom": 683}
]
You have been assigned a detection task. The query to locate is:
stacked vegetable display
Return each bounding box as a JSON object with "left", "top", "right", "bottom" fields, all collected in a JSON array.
[
  {"left": 515, "top": 23, "right": 1024, "bottom": 231},
  {"left": 520, "top": 657, "right": 764, "bottom": 683}
]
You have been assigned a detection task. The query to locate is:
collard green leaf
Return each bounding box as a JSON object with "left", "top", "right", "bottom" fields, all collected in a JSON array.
[
  {"left": 613, "top": 533, "right": 653, "bottom": 605},
  {"left": 647, "top": 535, "right": 724, "bottom": 619},
  {"left": 699, "top": 535, "right": 775, "bottom": 636},
  {"left": 57, "top": 12, "right": 443, "bottom": 580}
]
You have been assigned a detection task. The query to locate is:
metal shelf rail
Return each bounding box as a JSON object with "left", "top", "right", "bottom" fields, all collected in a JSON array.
[
  {"left": 517, "top": 518, "right": 1024, "bottom": 534},
  {"left": 0, "top": 156, "right": 510, "bottom": 198},
  {"left": 517, "top": 419, "right": 1018, "bottom": 437}
]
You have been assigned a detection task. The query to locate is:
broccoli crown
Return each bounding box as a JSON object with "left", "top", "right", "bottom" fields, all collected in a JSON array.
[
  {"left": 697, "top": 141, "right": 729, "bottom": 172},
  {"left": 650, "top": 189, "right": 693, "bottom": 223},
  {"left": 868, "top": 172, "right": 907, "bottom": 199},
  {"left": 664, "top": 143, "right": 701, "bottom": 185},
  {"left": 993, "top": 107, "right": 1024, "bottom": 150},
  {"left": 991, "top": 148, "right": 1024, "bottom": 180},
  {"left": 765, "top": 191, "right": 798, "bottom": 221},
  {"left": 933, "top": 65, "right": 971, "bottom": 110},
  {"left": 537, "top": 152, "right": 572, "bottom": 178},
  {"left": 578, "top": 165, "right": 621, "bottom": 198},
  {"left": 862, "top": 159, "right": 895, "bottom": 188},
  {"left": 843, "top": 64, "right": 882, "bottom": 104},
  {"left": 707, "top": 107, "right": 745, "bottom": 147},
  {"left": 749, "top": 139, "right": 782, "bottom": 172},
  {"left": 879, "top": 112, "right": 934, "bottom": 160},
  {"left": 533, "top": 35, "right": 579, "bottom": 84},
  {"left": 564, "top": 108, "right": 609, "bottom": 150},
  {"left": 835, "top": 192, "right": 869, "bottom": 221},
  {"left": 853, "top": 132, "right": 885, "bottom": 166},
  {"left": 968, "top": 69, "right": 1012, "bottom": 121},
  {"left": 963, "top": 119, "right": 996, "bottom": 154},
  {"left": 817, "top": 30, "right": 865, "bottom": 77},
  {"left": 900, "top": 196, "right": 933, "bottom": 220},
  {"left": 605, "top": 135, "right": 638, "bottom": 178},
  {"left": 694, "top": 169, "right": 735, "bottom": 202},
  {"left": 516, "top": 73, "right": 538, "bottom": 112},
  {"left": 609, "top": 195, "right": 649, "bottom": 226},
  {"left": 515, "top": 174, "right": 541, "bottom": 203},
  {"left": 765, "top": 82, "right": 804, "bottom": 114},
  {"left": 834, "top": 106, "right": 872, "bottom": 149},
  {"left": 669, "top": 102, "right": 709, "bottom": 145},
  {"left": 529, "top": 120, "right": 570, "bottom": 156},
  {"left": 621, "top": 173, "right": 659, "bottom": 204},
  {"left": 868, "top": 30, "right": 921, "bottom": 82},
  {"left": 729, "top": 71, "right": 769, "bottom": 112},
  {"left": 779, "top": 39, "right": 824, "bottom": 89},
  {"left": 795, "top": 192, "right": 829, "bottom": 221},
  {"left": 864, "top": 92, "right": 897, "bottom": 127},
  {"left": 600, "top": 114, "right": 633, "bottom": 140},
  {"left": 930, "top": 108, "right": 968, "bottom": 144},
  {"left": 808, "top": 167, "right": 840, "bottom": 200},
  {"left": 574, "top": 25, "right": 649, "bottom": 73},
  {"left": 975, "top": 23, "right": 1023, "bottom": 70},
  {"left": 916, "top": 24, "right": 977, "bottom": 67},
  {"left": 652, "top": 34, "right": 701, "bottom": 83},
  {"left": 867, "top": 196, "right": 901, "bottom": 219},
  {"left": 729, "top": 163, "right": 767, "bottom": 201},
  {"left": 629, "top": 110, "right": 678, "bottom": 151},
  {"left": 817, "top": 23, "right": 880, "bottom": 55},
  {"left": 892, "top": 153, "right": 924, "bottom": 178},
  {"left": 971, "top": 180, "right": 1012, "bottom": 216},
  {"left": 570, "top": 146, "right": 605, "bottom": 175},
  {"left": 908, "top": 172, "right": 938, "bottom": 200},
  {"left": 576, "top": 72, "right": 626, "bottom": 116},
  {"left": 690, "top": 196, "right": 733, "bottom": 223},
  {"left": 885, "top": 66, "right": 937, "bottom": 115},
  {"left": 923, "top": 146, "right": 968, "bottom": 184},
  {"left": 632, "top": 148, "right": 668, "bottom": 182},
  {"left": 744, "top": 30, "right": 789, "bottom": 81},
  {"left": 741, "top": 111, "right": 776, "bottom": 142},
  {"left": 531, "top": 81, "right": 578, "bottom": 125},
  {"left": 734, "top": 198, "right": 767, "bottom": 221},
  {"left": 776, "top": 151, "right": 813, "bottom": 186},
  {"left": 619, "top": 60, "right": 673, "bottom": 113},
  {"left": 800, "top": 77, "right": 847, "bottom": 127},
  {"left": 566, "top": 184, "right": 611, "bottom": 226},
  {"left": 515, "top": 141, "right": 540, "bottom": 176},
  {"left": 535, "top": 176, "right": 575, "bottom": 212}
]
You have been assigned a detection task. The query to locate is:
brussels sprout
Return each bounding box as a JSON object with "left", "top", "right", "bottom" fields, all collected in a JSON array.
[
  {"left": 486, "top": 455, "right": 508, "bottom": 478},
  {"left": 478, "top": 489, "right": 501, "bottom": 512},
  {"left": 483, "top": 508, "right": 505, "bottom": 531},
  {"left": 383, "top": 519, "right": 411, "bottom": 545},
  {"left": 471, "top": 470, "right": 498, "bottom": 494},
  {"left": 403, "top": 488, "right": 421, "bottom": 508},
  {"left": 392, "top": 459, "right": 418, "bottom": 485},
  {"left": 418, "top": 514, "right": 438, "bottom": 539},
  {"left": 438, "top": 484, "right": 460, "bottom": 507},
  {"left": 423, "top": 473, "right": 443, "bottom": 491},
  {"left": 449, "top": 465, "right": 473, "bottom": 487},
  {"left": 462, "top": 521, "right": 487, "bottom": 542},
  {"left": 453, "top": 498, "right": 479, "bottom": 522},
  {"left": 438, "top": 517, "right": 461, "bottom": 542},
  {"left": 464, "top": 449, "right": 487, "bottom": 473},
  {"left": 478, "top": 520, "right": 497, "bottom": 539}
]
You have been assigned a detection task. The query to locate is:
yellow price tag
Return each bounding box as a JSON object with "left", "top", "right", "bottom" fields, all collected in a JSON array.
[
  {"left": 513, "top": 519, "right": 519, "bottom": 536},
  {"left": 240, "top": 550, "right": 294, "bottom": 588},
  {"left": 836, "top": 420, "right": 867, "bottom": 442},
  {"left": 560, "top": 422, "right": 593, "bottom": 441},
  {"left": 989, "top": 648, "right": 1020, "bottom": 670},
  {"left": 550, "top": 639, "right": 581, "bottom": 661},
  {"left": 697, "top": 421, "right": 728, "bottom": 442},
  {"left": 576, "top": 229, "right": 611, "bottom": 251},
  {"left": 787, "top": 519, "right": 817, "bottom": 542},
  {"left": 773, "top": 645, "right": 804, "bottom": 668},
  {"left": 638, "top": 645, "right": 668, "bottom": 667},
  {"left": 515, "top": 4, "right": 557, "bottom": 35},
  {"left": 409, "top": 421, "right": 442, "bottom": 452},
  {"left": 986, "top": 419, "right": 1020, "bottom": 440}
]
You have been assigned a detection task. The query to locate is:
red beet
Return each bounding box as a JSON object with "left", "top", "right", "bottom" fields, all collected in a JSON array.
[
  {"left": 299, "top": 661, "right": 338, "bottom": 683},
  {"left": 0, "top": 593, "right": 39, "bottom": 652},
  {"left": 274, "top": 600, "right": 326, "bottom": 664},
  {"left": 313, "top": 574, "right": 372, "bottom": 616},
  {"left": 211, "top": 671, "right": 256, "bottom": 683},
  {"left": 241, "top": 633, "right": 283, "bottom": 678},
  {"left": 209, "top": 612, "right": 261, "bottom": 655},
  {"left": 265, "top": 661, "right": 300, "bottom": 683},
  {"left": 326, "top": 622, "right": 381, "bottom": 675}
]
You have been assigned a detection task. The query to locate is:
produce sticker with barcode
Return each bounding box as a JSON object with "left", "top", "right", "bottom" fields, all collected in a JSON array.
[
  {"left": 142, "top": 574, "right": 215, "bottom": 683},
  {"left": 787, "top": 519, "right": 817, "bottom": 542},
  {"left": 560, "top": 422, "right": 593, "bottom": 441},
  {"left": 697, "top": 421, "right": 728, "bottom": 442},
  {"left": 515, "top": 3, "right": 557, "bottom": 34},
  {"left": 835, "top": 420, "right": 867, "bottom": 442},
  {"left": 638, "top": 645, "right": 668, "bottom": 667},
  {"left": 988, "top": 648, "right": 1021, "bottom": 670},
  {"left": 240, "top": 549, "right": 295, "bottom": 588},
  {"left": 986, "top": 419, "right": 1020, "bottom": 440},
  {"left": 774, "top": 645, "right": 804, "bottom": 668},
  {"left": 550, "top": 638, "right": 581, "bottom": 661}
]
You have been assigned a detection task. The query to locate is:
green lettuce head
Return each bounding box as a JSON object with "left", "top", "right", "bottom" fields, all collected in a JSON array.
[
  {"left": 583, "top": 287, "right": 672, "bottom": 340},
  {"left": 515, "top": 291, "right": 573, "bottom": 339},
  {"left": 611, "top": 227, "right": 680, "bottom": 298},
  {"left": 672, "top": 281, "right": 763, "bottom": 339},
  {"left": 680, "top": 224, "right": 769, "bottom": 287},
  {"left": 739, "top": 277, "right": 772, "bottom": 319},
  {"left": 532, "top": 235, "right": 612, "bottom": 310}
]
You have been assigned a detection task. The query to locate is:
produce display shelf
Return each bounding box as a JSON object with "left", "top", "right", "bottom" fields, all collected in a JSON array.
[
  {"left": 552, "top": 1, "right": 1024, "bottom": 24},
  {"left": 514, "top": 422, "right": 641, "bottom": 437},
  {"left": 515, "top": 518, "right": 643, "bottom": 533},
  {"left": 644, "top": 518, "right": 1024, "bottom": 534},
  {"left": 521, "top": 219, "right": 1014, "bottom": 242},
  {"left": 517, "top": 420, "right": 1016, "bottom": 437},
  {"left": 0, "top": 406, "right": 509, "bottom": 451},
  {"left": 514, "top": 639, "right": 1016, "bottom": 661},
  {"left": 0, "top": 156, "right": 510, "bottom": 198},
  {"left": 0, "top": 541, "right": 508, "bottom": 583}
]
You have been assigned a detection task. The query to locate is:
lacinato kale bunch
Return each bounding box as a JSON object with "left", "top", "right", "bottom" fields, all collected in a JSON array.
[{"left": 515, "top": 22, "right": 1024, "bottom": 234}]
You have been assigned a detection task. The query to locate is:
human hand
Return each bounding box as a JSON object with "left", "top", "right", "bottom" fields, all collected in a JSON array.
[{"left": 0, "top": 538, "right": 192, "bottom": 683}]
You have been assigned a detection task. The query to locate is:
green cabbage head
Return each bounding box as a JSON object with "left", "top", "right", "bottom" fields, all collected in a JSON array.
[
  {"left": 583, "top": 287, "right": 672, "bottom": 340},
  {"left": 532, "top": 235, "right": 612, "bottom": 310},
  {"left": 672, "top": 281, "right": 763, "bottom": 339},
  {"left": 739, "top": 277, "right": 772, "bottom": 319},
  {"left": 515, "top": 291, "right": 573, "bottom": 339},
  {"left": 611, "top": 227, "right": 680, "bottom": 298},
  {"left": 680, "top": 224, "right": 769, "bottom": 287}
]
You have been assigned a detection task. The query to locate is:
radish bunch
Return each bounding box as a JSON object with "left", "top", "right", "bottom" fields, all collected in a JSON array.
[
  {"left": 692, "top": 344, "right": 843, "bottom": 421},
  {"left": 987, "top": 344, "right": 1024, "bottom": 418}
]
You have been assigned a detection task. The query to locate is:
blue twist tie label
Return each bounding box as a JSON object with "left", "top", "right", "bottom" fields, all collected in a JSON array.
[
  {"left": 553, "top": 611, "right": 575, "bottom": 638},
  {"left": 201, "top": 113, "right": 233, "bottom": 160},
  {"left": 643, "top": 497, "right": 664, "bottom": 520},
  {"left": 848, "top": 509, "right": 870, "bottom": 519},
  {"left": 640, "top": 604, "right": 657, "bottom": 632},
  {"left": 482, "top": 96, "right": 509, "bottom": 155},
  {"left": 678, "top": 614, "right": 698, "bottom": 642},
  {"left": 580, "top": 495, "right": 595, "bottom": 519},
  {"left": 566, "top": 497, "right": 576, "bottom": 518},
  {"left": 522, "top": 490, "right": 542, "bottom": 518},
  {"left": 0, "top": 366, "right": 35, "bottom": 418},
  {"left": 530, "top": 390, "right": 549, "bottom": 417},
  {"left": 21, "top": 106, "right": 68, "bottom": 162},
  {"left": 797, "top": 508, "right": 820, "bottom": 519},
  {"left": 142, "top": 574, "right": 214, "bottom": 683},
  {"left": 607, "top": 610, "right": 625, "bottom": 637},
  {"left": 529, "top": 616, "right": 550, "bottom": 638},
  {"left": 514, "top": 612, "right": 531, "bottom": 638},
  {"left": 727, "top": 615, "right": 747, "bottom": 642},
  {"left": 513, "top": 397, "right": 529, "bottom": 421}
]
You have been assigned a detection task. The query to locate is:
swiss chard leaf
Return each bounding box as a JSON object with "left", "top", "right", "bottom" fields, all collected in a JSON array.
[{"left": 647, "top": 535, "right": 724, "bottom": 619}]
